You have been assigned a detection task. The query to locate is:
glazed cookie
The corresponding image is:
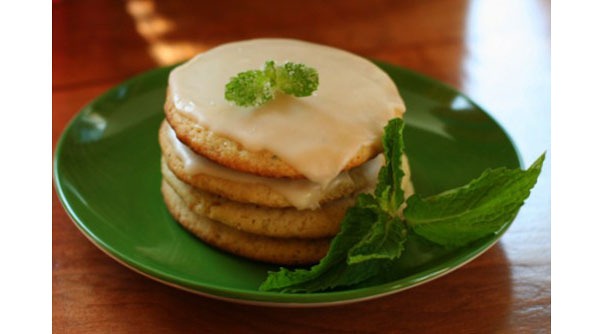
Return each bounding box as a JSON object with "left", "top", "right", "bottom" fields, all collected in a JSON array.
[
  {"left": 164, "top": 91, "right": 381, "bottom": 179},
  {"left": 159, "top": 120, "right": 380, "bottom": 209}
]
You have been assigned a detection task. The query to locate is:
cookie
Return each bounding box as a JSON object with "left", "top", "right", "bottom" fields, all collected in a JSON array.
[
  {"left": 164, "top": 91, "right": 381, "bottom": 179},
  {"left": 159, "top": 120, "right": 377, "bottom": 208},
  {"left": 162, "top": 159, "right": 353, "bottom": 238},
  {"left": 161, "top": 181, "right": 330, "bottom": 265}
]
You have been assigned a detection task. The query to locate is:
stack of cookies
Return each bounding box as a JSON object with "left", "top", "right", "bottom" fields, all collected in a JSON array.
[{"left": 158, "top": 38, "right": 412, "bottom": 265}]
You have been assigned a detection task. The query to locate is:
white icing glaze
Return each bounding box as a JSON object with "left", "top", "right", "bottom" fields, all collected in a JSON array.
[
  {"left": 166, "top": 125, "right": 383, "bottom": 210},
  {"left": 168, "top": 38, "right": 404, "bottom": 186}
]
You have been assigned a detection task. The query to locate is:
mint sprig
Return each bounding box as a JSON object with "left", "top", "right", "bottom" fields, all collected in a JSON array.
[
  {"left": 259, "top": 118, "right": 545, "bottom": 293},
  {"left": 225, "top": 60, "right": 319, "bottom": 107}
]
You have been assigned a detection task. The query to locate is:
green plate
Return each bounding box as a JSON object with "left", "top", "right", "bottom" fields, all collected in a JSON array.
[{"left": 54, "top": 61, "right": 521, "bottom": 306}]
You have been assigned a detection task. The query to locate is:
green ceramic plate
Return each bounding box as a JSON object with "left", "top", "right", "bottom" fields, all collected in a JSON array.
[{"left": 54, "top": 61, "right": 521, "bottom": 306}]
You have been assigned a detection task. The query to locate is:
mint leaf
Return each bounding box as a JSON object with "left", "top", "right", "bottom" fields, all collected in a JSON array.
[
  {"left": 404, "top": 153, "right": 545, "bottom": 247},
  {"left": 275, "top": 62, "right": 319, "bottom": 97},
  {"left": 224, "top": 69, "right": 274, "bottom": 107},
  {"left": 375, "top": 118, "right": 405, "bottom": 215},
  {"left": 347, "top": 213, "right": 407, "bottom": 264},
  {"left": 225, "top": 61, "right": 319, "bottom": 107},
  {"left": 347, "top": 118, "right": 407, "bottom": 264}
]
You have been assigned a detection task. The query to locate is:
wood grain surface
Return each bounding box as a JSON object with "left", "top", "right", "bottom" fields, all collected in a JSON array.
[{"left": 53, "top": 0, "right": 550, "bottom": 332}]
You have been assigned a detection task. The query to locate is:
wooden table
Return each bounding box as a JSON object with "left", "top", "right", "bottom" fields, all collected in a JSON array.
[{"left": 53, "top": 0, "right": 550, "bottom": 332}]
